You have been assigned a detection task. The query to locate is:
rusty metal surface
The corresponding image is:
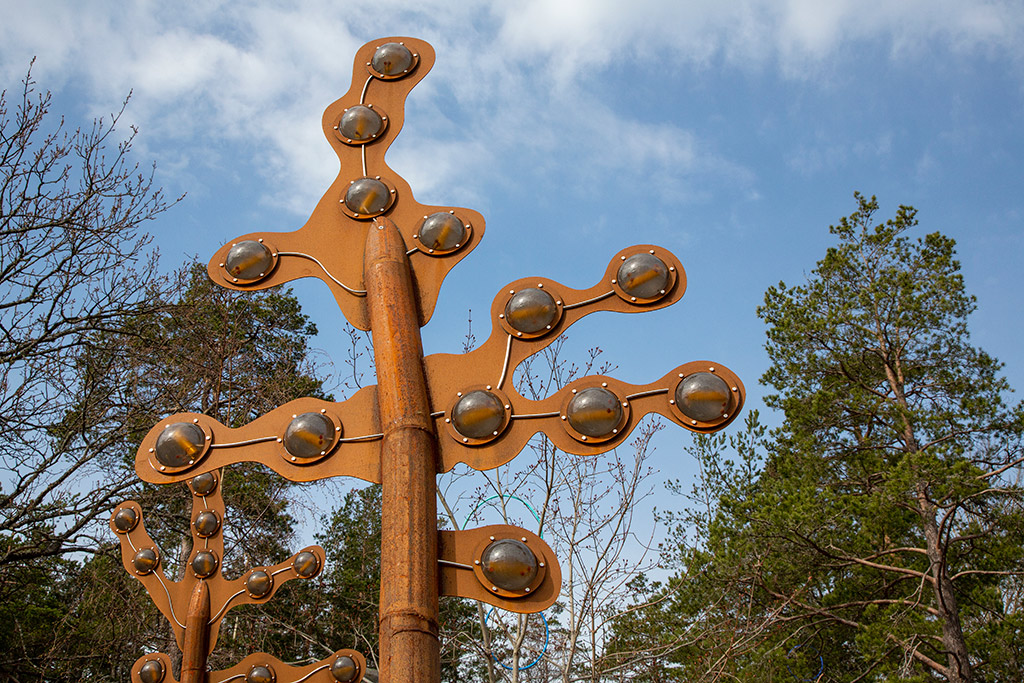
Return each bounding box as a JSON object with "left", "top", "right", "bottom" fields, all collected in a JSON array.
[
  {"left": 429, "top": 360, "right": 744, "bottom": 472},
  {"left": 206, "top": 37, "right": 484, "bottom": 331},
  {"left": 181, "top": 581, "right": 211, "bottom": 683},
  {"left": 124, "top": 35, "right": 749, "bottom": 683},
  {"left": 111, "top": 472, "right": 325, "bottom": 655},
  {"left": 134, "top": 392, "right": 382, "bottom": 485},
  {"left": 131, "top": 649, "right": 369, "bottom": 683},
  {"left": 364, "top": 218, "right": 441, "bottom": 682},
  {"left": 138, "top": 242, "right": 746, "bottom": 485},
  {"left": 208, "top": 651, "right": 367, "bottom": 683},
  {"left": 438, "top": 525, "right": 560, "bottom": 614},
  {"left": 423, "top": 244, "right": 745, "bottom": 472}
]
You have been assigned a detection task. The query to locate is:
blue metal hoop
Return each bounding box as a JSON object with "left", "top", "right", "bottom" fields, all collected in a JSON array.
[
  {"left": 484, "top": 607, "right": 549, "bottom": 671},
  {"left": 462, "top": 494, "right": 543, "bottom": 538}
]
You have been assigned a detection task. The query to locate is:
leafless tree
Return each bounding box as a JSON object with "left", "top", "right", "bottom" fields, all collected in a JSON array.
[
  {"left": 438, "top": 338, "right": 665, "bottom": 682},
  {"left": 0, "top": 65, "right": 180, "bottom": 568}
]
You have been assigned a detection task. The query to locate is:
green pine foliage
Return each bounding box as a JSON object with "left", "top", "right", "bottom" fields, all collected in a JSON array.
[{"left": 610, "top": 194, "right": 1024, "bottom": 683}]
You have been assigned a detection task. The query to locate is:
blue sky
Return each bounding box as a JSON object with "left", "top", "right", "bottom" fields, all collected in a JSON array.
[{"left": 3, "top": 1, "right": 1023, "bottom": 494}]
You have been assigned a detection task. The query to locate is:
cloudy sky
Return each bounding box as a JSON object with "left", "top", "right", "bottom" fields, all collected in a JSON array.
[{"left": 3, "top": 1, "right": 1023, "bottom": 473}]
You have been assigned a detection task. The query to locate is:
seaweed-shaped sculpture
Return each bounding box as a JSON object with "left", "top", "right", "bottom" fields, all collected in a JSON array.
[
  {"left": 112, "top": 468, "right": 366, "bottom": 683},
  {"left": 117, "top": 37, "right": 744, "bottom": 683}
]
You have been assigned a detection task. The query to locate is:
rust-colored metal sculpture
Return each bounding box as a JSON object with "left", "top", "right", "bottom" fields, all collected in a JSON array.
[
  {"left": 111, "top": 470, "right": 366, "bottom": 683},
  {"left": 117, "top": 36, "right": 745, "bottom": 683}
]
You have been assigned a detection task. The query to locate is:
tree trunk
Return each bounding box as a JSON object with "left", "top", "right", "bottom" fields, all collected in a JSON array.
[{"left": 918, "top": 485, "right": 973, "bottom": 682}]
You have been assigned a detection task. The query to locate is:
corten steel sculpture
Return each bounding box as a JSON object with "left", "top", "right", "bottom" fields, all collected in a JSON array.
[{"left": 114, "top": 37, "right": 745, "bottom": 683}]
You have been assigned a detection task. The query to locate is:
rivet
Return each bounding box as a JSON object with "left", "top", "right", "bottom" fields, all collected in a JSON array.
[
  {"left": 335, "top": 427, "right": 341, "bottom": 432},
  {"left": 622, "top": 402, "right": 628, "bottom": 407},
  {"left": 218, "top": 262, "right": 224, "bottom": 267},
  {"left": 516, "top": 332, "right": 522, "bottom": 337},
  {"left": 413, "top": 233, "right": 419, "bottom": 238},
  {"left": 509, "top": 290, "right": 515, "bottom": 294},
  {"left": 445, "top": 418, "right": 451, "bottom": 423},
  {"left": 692, "top": 420, "right": 698, "bottom": 425},
  {"left": 375, "top": 175, "right": 380, "bottom": 180},
  {"left": 561, "top": 415, "right": 566, "bottom": 420},
  {"left": 149, "top": 448, "right": 155, "bottom": 453},
  {"left": 678, "top": 373, "right": 684, "bottom": 378},
  {"left": 649, "top": 249, "right": 655, "bottom": 254},
  {"left": 490, "top": 536, "right": 495, "bottom": 541},
  {"left": 463, "top": 437, "right": 469, "bottom": 443},
  {"left": 159, "top": 466, "right": 165, "bottom": 471},
  {"left": 630, "top": 296, "right": 637, "bottom": 301},
  {"left": 486, "top": 385, "right": 492, "bottom": 390},
  {"left": 669, "top": 399, "right": 675, "bottom": 404},
  {"left": 492, "top": 431, "right": 499, "bottom": 436},
  {"left": 499, "top": 314, "right": 505, "bottom": 318},
  {"left": 660, "top": 289, "right": 666, "bottom": 294},
  {"left": 539, "top": 562, "right": 545, "bottom": 567},
  {"left": 611, "top": 279, "right": 617, "bottom": 284},
  {"left": 276, "top": 438, "right": 283, "bottom": 443},
  {"left": 457, "top": 392, "right": 462, "bottom": 397},
  {"left": 601, "top": 382, "right": 607, "bottom": 387},
  {"left": 621, "top": 256, "right": 626, "bottom": 260},
  {"left": 581, "top": 435, "right": 588, "bottom": 441},
  {"left": 258, "top": 238, "right": 264, "bottom": 243},
  {"left": 669, "top": 266, "right": 676, "bottom": 272},
  {"left": 291, "top": 456, "right": 296, "bottom": 461},
  {"left": 188, "top": 460, "right": 194, "bottom": 465},
  {"left": 521, "top": 537, "right": 527, "bottom": 542},
  {"left": 320, "top": 408, "right": 326, "bottom": 413},
  {"left": 723, "top": 414, "right": 729, "bottom": 419},
  {"left": 537, "top": 283, "right": 543, "bottom": 288},
  {"left": 556, "top": 300, "right": 562, "bottom": 305},
  {"left": 504, "top": 404, "right": 510, "bottom": 409},
  {"left": 572, "top": 389, "right": 577, "bottom": 394},
  {"left": 612, "top": 428, "right": 618, "bottom": 433},
  {"left": 525, "top": 587, "right": 531, "bottom": 592},
  {"left": 232, "top": 278, "right": 238, "bottom": 282},
  {"left": 709, "top": 367, "right": 716, "bottom": 372},
  {"left": 475, "top": 560, "right": 480, "bottom": 565},
  {"left": 428, "top": 249, "right": 434, "bottom": 253},
  {"left": 491, "top": 586, "right": 498, "bottom": 592},
  {"left": 546, "top": 325, "right": 551, "bottom": 329},
  {"left": 455, "top": 243, "right": 461, "bottom": 247}
]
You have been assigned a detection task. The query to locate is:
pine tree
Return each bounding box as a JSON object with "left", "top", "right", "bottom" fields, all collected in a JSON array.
[{"left": 617, "top": 194, "right": 1024, "bottom": 682}]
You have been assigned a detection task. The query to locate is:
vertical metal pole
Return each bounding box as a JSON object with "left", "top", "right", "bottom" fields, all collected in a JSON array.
[
  {"left": 180, "top": 581, "right": 211, "bottom": 683},
  {"left": 364, "top": 218, "right": 441, "bottom": 683}
]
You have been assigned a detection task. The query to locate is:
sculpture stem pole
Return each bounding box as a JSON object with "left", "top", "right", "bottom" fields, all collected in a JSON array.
[
  {"left": 364, "top": 217, "right": 441, "bottom": 683},
  {"left": 180, "top": 581, "right": 211, "bottom": 683}
]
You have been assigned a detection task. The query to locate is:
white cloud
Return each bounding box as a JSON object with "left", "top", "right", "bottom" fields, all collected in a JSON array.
[{"left": 1, "top": 0, "right": 1020, "bottom": 219}]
